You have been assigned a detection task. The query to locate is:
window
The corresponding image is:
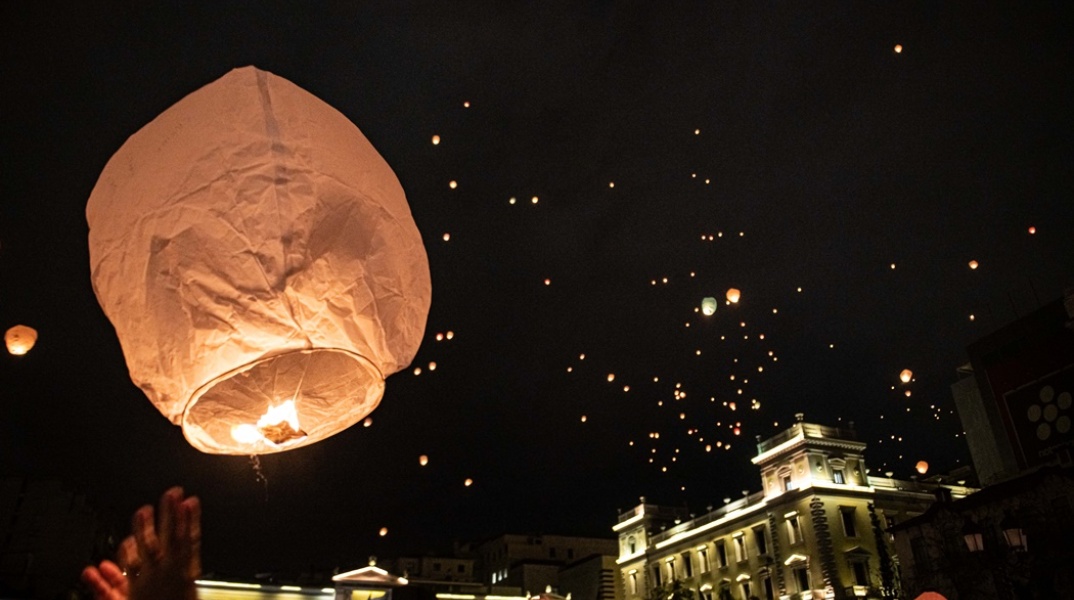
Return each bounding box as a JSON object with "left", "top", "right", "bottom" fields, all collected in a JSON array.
[
  {"left": 840, "top": 507, "right": 857, "bottom": 537},
  {"left": 740, "top": 581, "right": 752, "bottom": 599},
  {"left": 833, "top": 469, "right": 845, "bottom": 484},
  {"left": 851, "top": 561, "right": 869, "bottom": 586},
  {"left": 629, "top": 572, "right": 638, "bottom": 595},
  {"left": 682, "top": 552, "right": 693, "bottom": 577},
  {"left": 782, "top": 474, "right": 793, "bottom": 491},
  {"left": 699, "top": 548, "right": 710, "bottom": 573},
  {"left": 667, "top": 558, "right": 676, "bottom": 580},
  {"left": 793, "top": 566, "right": 810, "bottom": 592},
  {"left": 762, "top": 576, "right": 774, "bottom": 600},
  {"left": 433, "top": 563, "right": 442, "bottom": 572},
  {"left": 652, "top": 565, "right": 662, "bottom": 587},
  {"left": 716, "top": 541, "right": 728, "bottom": 567},
  {"left": 457, "top": 564, "right": 466, "bottom": 573},
  {"left": 567, "top": 548, "right": 574, "bottom": 560},
  {"left": 734, "top": 534, "right": 747, "bottom": 562},
  {"left": 550, "top": 548, "right": 557, "bottom": 558},
  {"left": 628, "top": 536, "right": 637, "bottom": 554},
  {"left": 787, "top": 516, "right": 802, "bottom": 544},
  {"left": 753, "top": 526, "right": 768, "bottom": 555}
]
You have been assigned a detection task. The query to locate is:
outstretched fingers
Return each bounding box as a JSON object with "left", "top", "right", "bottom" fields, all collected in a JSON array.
[
  {"left": 82, "top": 561, "right": 127, "bottom": 600},
  {"left": 99, "top": 560, "right": 128, "bottom": 592},
  {"left": 132, "top": 504, "right": 160, "bottom": 563},
  {"left": 183, "top": 496, "right": 202, "bottom": 579},
  {"left": 159, "top": 486, "right": 180, "bottom": 550},
  {"left": 118, "top": 535, "right": 139, "bottom": 575}
]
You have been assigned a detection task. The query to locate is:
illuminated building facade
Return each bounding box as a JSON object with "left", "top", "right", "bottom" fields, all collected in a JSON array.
[{"left": 614, "top": 416, "right": 975, "bottom": 600}]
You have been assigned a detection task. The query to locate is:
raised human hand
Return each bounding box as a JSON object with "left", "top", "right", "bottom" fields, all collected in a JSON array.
[{"left": 82, "top": 487, "right": 201, "bottom": 600}]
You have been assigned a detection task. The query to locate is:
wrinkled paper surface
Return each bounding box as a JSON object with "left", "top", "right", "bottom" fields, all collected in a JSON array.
[{"left": 87, "top": 66, "right": 430, "bottom": 454}]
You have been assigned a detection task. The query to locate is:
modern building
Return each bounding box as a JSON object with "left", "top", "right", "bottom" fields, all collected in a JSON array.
[
  {"left": 614, "top": 416, "right": 975, "bottom": 600},
  {"left": 950, "top": 292, "right": 1074, "bottom": 485},
  {"left": 377, "top": 555, "right": 485, "bottom": 595},
  {"left": 888, "top": 291, "right": 1074, "bottom": 600},
  {"left": 458, "top": 534, "right": 619, "bottom": 595},
  {"left": 558, "top": 554, "right": 622, "bottom": 600}
]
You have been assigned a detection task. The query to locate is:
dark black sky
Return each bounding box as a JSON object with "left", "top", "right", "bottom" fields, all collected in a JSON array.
[{"left": 2, "top": 2, "right": 1072, "bottom": 576}]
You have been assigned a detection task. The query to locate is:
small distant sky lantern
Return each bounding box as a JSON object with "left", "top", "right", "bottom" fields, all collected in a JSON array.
[
  {"left": 916, "top": 460, "right": 929, "bottom": 475},
  {"left": 968, "top": 260, "right": 979, "bottom": 270},
  {"left": 900, "top": 369, "right": 913, "bottom": 383},
  {"left": 701, "top": 297, "right": 718, "bottom": 315},
  {"left": 894, "top": 44, "right": 903, "bottom": 53},
  {"left": 419, "top": 454, "right": 429, "bottom": 466},
  {"left": 86, "top": 67, "right": 431, "bottom": 455},
  {"left": 726, "top": 288, "right": 741, "bottom": 304},
  {"left": 5, "top": 325, "right": 38, "bottom": 356}
]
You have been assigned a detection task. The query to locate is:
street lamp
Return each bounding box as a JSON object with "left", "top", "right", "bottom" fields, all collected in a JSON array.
[{"left": 1000, "top": 513, "right": 1027, "bottom": 552}]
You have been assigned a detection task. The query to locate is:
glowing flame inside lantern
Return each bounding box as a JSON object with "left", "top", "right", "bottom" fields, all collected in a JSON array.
[
  {"left": 5, "top": 325, "right": 38, "bottom": 356},
  {"left": 726, "top": 288, "right": 741, "bottom": 303},
  {"left": 701, "top": 297, "right": 718, "bottom": 315},
  {"left": 230, "top": 399, "right": 307, "bottom": 446},
  {"left": 900, "top": 369, "right": 913, "bottom": 383}
]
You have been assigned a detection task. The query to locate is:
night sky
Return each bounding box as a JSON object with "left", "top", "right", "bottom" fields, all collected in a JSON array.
[{"left": 2, "top": 2, "right": 1072, "bottom": 577}]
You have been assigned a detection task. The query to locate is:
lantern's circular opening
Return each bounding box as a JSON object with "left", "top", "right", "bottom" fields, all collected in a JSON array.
[{"left": 182, "top": 348, "right": 384, "bottom": 455}]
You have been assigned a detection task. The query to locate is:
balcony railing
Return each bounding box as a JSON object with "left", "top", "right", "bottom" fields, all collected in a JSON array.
[
  {"left": 649, "top": 491, "right": 766, "bottom": 546},
  {"left": 755, "top": 422, "right": 858, "bottom": 454},
  {"left": 616, "top": 504, "right": 689, "bottom": 526}
]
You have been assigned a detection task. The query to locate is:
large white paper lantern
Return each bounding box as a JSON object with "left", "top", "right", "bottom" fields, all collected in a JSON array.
[{"left": 87, "top": 67, "right": 431, "bottom": 455}]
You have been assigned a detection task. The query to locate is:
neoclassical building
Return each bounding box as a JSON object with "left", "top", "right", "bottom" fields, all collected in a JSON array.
[{"left": 614, "top": 416, "right": 976, "bottom": 600}]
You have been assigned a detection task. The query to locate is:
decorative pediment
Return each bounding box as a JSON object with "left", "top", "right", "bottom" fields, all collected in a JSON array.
[
  {"left": 333, "top": 565, "right": 409, "bottom": 587},
  {"left": 842, "top": 545, "right": 872, "bottom": 557},
  {"left": 783, "top": 553, "right": 809, "bottom": 566}
]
